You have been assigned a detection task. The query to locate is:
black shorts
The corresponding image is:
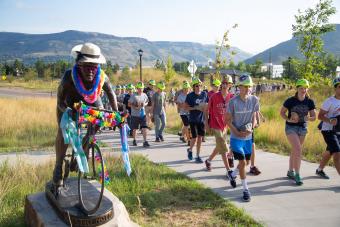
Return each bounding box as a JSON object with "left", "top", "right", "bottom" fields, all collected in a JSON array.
[
  {"left": 180, "top": 115, "right": 189, "bottom": 127},
  {"left": 321, "top": 130, "right": 340, "bottom": 154},
  {"left": 131, "top": 116, "right": 148, "bottom": 130},
  {"left": 189, "top": 122, "right": 205, "bottom": 138},
  {"left": 233, "top": 152, "right": 252, "bottom": 161}
]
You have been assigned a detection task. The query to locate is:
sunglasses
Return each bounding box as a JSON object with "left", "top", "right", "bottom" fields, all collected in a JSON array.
[
  {"left": 194, "top": 85, "right": 201, "bottom": 88},
  {"left": 80, "top": 64, "right": 98, "bottom": 72}
]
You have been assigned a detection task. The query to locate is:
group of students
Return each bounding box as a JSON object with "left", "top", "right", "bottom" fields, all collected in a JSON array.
[
  {"left": 175, "top": 74, "right": 261, "bottom": 202},
  {"left": 280, "top": 78, "right": 340, "bottom": 185},
  {"left": 112, "top": 80, "right": 167, "bottom": 147}
]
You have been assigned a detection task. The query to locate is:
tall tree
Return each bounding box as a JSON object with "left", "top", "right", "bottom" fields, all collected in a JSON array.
[
  {"left": 164, "top": 56, "right": 175, "bottom": 82},
  {"left": 292, "top": 0, "right": 336, "bottom": 80}
]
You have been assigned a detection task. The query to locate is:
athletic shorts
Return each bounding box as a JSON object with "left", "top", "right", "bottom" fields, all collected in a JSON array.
[
  {"left": 212, "top": 128, "right": 228, "bottom": 154},
  {"left": 321, "top": 130, "right": 340, "bottom": 154},
  {"left": 180, "top": 115, "right": 189, "bottom": 127},
  {"left": 189, "top": 122, "right": 205, "bottom": 138},
  {"left": 230, "top": 138, "right": 252, "bottom": 160},
  {"left": 285, "top": 124, "right": 307, "bottom": 137},
  {"left": 131, "top": 116, "right": 148, "bottom": 130}
]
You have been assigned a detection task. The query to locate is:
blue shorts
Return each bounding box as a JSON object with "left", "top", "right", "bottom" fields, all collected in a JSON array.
[{"left": 230, "top": 138, "right": 253, "bottom": 160}]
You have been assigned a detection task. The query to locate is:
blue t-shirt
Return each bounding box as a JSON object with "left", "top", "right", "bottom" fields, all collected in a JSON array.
[
  {"left": 283, "top": 96, "right": 315, "bottom": 128},
  {"left": 185, "top": 91, "right": 208, "bottom": 123}
]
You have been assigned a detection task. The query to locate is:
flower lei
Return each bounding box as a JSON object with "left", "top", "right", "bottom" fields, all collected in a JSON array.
[{"left": 72, "top": 64, "right": 106, "bottom": 104}]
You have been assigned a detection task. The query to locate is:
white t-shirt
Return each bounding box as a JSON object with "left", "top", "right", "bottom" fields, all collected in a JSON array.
[{"left": 321, "top": 96, "right": 340, "bottom": 131}]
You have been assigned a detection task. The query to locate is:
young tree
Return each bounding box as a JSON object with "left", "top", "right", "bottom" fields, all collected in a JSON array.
[
  {"left": 164, "top": 55, "right": 175, "bottom": 82},
  {"left": 292, "top": 0, "right": 336, "bottom": 80},
  {"left": 113, "top": 63, "right": 120, "bottom": 74}
]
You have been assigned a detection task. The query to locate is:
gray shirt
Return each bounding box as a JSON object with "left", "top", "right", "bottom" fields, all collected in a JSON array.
[
  {"left": 176, "top": 92, "right": 189, "bottom": 115},
  {"left": 227, "top": 95, "right": 260, "bottom": 140},
  {"left": 129, "top": 93, "right": 149, "bottom": 117},
  {"left": 152, "top": 92, "right": 166, "bottom": 115}
]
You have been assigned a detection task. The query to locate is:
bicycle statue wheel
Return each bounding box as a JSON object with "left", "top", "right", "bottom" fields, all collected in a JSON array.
[{"left": 78, "top": 143, "right": 105, "bottom": 215}]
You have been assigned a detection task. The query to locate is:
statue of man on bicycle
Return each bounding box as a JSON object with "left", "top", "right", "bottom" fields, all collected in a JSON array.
[{"left": 53, "top": 43, "right": 118, "bottom": 190}]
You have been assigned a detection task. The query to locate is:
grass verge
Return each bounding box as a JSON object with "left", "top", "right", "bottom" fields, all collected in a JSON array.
[{"left": 0, "top": 155, "right": 261, "bottom": 227}]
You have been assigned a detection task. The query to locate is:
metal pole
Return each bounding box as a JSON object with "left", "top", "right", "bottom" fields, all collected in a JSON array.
[{"left": 139, "top": 55, "right": 142, "bottom": 81}]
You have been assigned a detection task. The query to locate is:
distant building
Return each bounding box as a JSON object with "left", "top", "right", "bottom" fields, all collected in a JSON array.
[{"left": 261, "top": 63, "right": 283, "bottom": 78}]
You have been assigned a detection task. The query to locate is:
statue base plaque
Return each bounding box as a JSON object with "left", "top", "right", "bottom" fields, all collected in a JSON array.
[{"left": 44, "top": 178, "right": 113, "bottom": 227}]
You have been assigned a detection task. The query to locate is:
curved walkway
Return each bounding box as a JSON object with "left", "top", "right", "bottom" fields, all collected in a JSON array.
[{"left": 1, "top": 130, "right": 339, "bottom": 227}]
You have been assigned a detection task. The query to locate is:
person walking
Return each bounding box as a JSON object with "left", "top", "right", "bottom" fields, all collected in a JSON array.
[
  {"left": 176, "top": 81, "right": 191, "bottom": 144},
  {"left": 225, "top": 74, "right": 259, "bottom": 202},
  {"left": 185, "top": 78, "right": 208, "bottom": 163},
  {"left": 144, "top": 80, "right": 156, "bottom": 127},
  {"left": 280, "top": 79, "right": 316, "bottom": 185},
  {"left": 205, "top": 75, "right": 236, "bottom": 187},
  {"left": 128, "top": 81, "right": 150, "bottom": 147},
  {"left": 316, "top": 77, "right": 340, "bottom": 178},
  {"left": 151, "top": 81, "right": 167, "bottom": 142}
]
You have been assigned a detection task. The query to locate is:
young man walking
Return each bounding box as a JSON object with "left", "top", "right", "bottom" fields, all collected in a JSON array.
[{"left": 226, "top": 75, "right": 260, "bottom": 202}]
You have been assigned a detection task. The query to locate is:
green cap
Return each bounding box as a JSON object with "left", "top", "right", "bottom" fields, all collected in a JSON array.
[
  {"left": 157, "top": 81, "right": 166, "bottom": 90},
  {"left": 182, "top": 80, "right": 190, "bottom": 89},
  {"left": 296, "top": 79, "right": 310, "bottom": 88},
  {"left": 149, "top": 79, "right": 156, "bottom": 86},
  {"left": 192, "top": 78, "right": 202, "bottom": 86},
  {"left": 126, "top": 83, "right": 135, "bottom": 90},
  {"left": 212, "top": 79, "right": 221, "bottom": 87},
  {"left": 136, "top": 81, "right": 145, "bottom": 89},
  {"left": 237, "top": 75, "right": 253, "bottom": 87}
]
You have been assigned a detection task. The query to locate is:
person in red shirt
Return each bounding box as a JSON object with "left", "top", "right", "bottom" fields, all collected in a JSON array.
[
  {"left": 205, "top": 75, "right": 236, "bottom": 187},
  {"left": 208, "top": 79, "right": 221, "bottom": 99}
]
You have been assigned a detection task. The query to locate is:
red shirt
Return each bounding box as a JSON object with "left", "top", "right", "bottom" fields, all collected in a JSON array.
[
  {"left": 208, "top": 90, "right": 217, "bottom": 99},
  {"left": 208, "top": 92, "right": 233, "bottom": 130}
]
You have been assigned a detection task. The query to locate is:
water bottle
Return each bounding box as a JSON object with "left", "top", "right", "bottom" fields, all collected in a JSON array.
[{"left": 140, "top": 107, "right": 145, "bottom": 118}]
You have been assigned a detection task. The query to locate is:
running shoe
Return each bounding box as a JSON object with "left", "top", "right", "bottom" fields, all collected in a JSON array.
[
  {"left": 180, "top": 137, "right": 186, "bottom": 143},
  {"left": 155, "top": 138, "right": 161, "bottom": 142},
  {"left": 132, "top": 139, "right": 137, "bottom": 146},
  {"left": 294, "top": 173, "right": 303, "bottom": 186},
  {"left": 187, "top": 148, "right": 193, "bottom": 160},
  {"left": 159, "top": 135, "right": 164, "bottom": 141},
  {"left": 316, "top": 169, "right": 330, "bottom": 179},
  {"left": 250, "top": 166, "right": 261, "bottom": 175},
  {"left": 205, "top": 159, "right": 211, "bottom": 171},
  {"left": 243, "top": 190, "right": 251, "bottom": 202},
  {"left": 143, "top": 141, "right": 150, "bottom": 147},
  {"left": 287, "top": 170, "right": 295, "bottom": 180},
  {"left": 227, "top": 170, "right": 237, "bottom": 188},
  {"left": 195, "top": 156, "right": 203, "bottom": 163}
]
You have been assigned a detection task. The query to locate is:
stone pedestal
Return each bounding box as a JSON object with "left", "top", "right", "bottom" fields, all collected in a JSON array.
[{"left": 24, "top": 179, "right": 139, "bottom": 227}]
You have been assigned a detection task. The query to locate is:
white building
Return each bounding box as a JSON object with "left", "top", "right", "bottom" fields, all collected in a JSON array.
[{"left": 262, "top": 63, "right": 283, "bottom": 78}]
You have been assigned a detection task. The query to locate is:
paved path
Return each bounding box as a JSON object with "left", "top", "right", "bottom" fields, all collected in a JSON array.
[
  {"left": 0, "top": 87, "right": 55, "bottom": 98},
  {"left": 1, "top": 131, "right": 339, "bottom": 227}
]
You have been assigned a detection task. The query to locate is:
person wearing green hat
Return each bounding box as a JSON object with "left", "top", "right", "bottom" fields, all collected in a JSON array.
[
  {"left": 225, "top": 74, "right": 259, "bottom": 202},
  {"left": 144, "top": 80, "right": 156, "bottom": 127},
  {"left": 151, "top": 81, "right": 167, "bottom": 142},
  {"left": 185, "top": 77, "right": 208, "bottom": 163},
  {"left": 128, "top": 81, "right": 150, "bottom": 147},
  {"left": 176, "top": 81, "right": 191, "bottom": 143},
  {"left": 208, "top": 78, "right": 221, "bottom": 99},
  {"left": 315, "top": 77, "right": 340, "bottom": 179},
  {"left": 280, "top": 78, "right": 316, "bottom": 186},
  {"left": 123, "top": 84, "right": 135, "bottom": 133}
]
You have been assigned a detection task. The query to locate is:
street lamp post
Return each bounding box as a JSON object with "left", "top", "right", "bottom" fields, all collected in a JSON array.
[{"left": 138, "top": 49, "right": 143, "bottom": 81}]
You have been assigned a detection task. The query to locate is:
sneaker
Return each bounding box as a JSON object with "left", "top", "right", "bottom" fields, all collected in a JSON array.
[
  {"left": 227, "top": 170, "right": 237, "bottom": 188},
  {"left": 155, "top": 138, "right": 161, "bottom": 142},
  {"left": 287, "top": 170, "right": 295, "bottom": 180},
  {"left": 195, "top": 156, "right": 203, "bottom": 163},
  {"left": 159, "top": 135, "right": 164, "bottom": 141},
  {"left": 202, "top": 137, "right": 206, "bottom": 142},
  {"left": 132, "top": 140, "right": 137, "bottom": 146},
  {"left": 187, "top": 148, "right": 193, "bottom": 160},
  {"left": 316, "top": 169, "right": 330, "bottom": 179},
  {"left": 178, "top": 132, "right": 182, "bottom": 136},
  {"left": 180, "top": 137, "right": 186, "bottom": 143},
  {"left": 205, "top": 160, "right": 211, "bottom": 171},
  {"left": 294, "top": 173, "right": 303, "bottom": 186},
  {"left": 143, "top": 141, "right": 150, "bottom": 147},
  {"left": 243, "top": 190, "right": 251, "bottom": 202},
  {"left": 250, "top": 166, "right": 261, "bottom": 175}
]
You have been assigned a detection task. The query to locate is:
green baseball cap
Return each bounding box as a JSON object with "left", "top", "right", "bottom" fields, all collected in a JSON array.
[
  {"left": 212, "top": 79, "right": 222, "bottom": 87},
  {"left": 237, "top": 75, "right": 253, "bottom": 87},
  {"left": 296, "top": 79, "right": 310, "bottom": 88}
]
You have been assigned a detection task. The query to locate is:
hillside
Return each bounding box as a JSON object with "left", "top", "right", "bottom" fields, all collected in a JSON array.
[
  {"left": 0, "top": 30, "right": 252, "bottom": 66},
  {"left": 245, "top": 24, "right": 340, "bottom": 64}
]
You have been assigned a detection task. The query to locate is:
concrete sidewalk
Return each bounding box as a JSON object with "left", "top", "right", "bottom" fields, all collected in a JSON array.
[{"left": 1, "top": 130, "right": 339, "bottom": 226}]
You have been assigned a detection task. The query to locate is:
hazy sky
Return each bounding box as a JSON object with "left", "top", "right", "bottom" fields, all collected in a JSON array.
[{"left": 1, "top": 0, "right": 340, "bottom": 54}]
